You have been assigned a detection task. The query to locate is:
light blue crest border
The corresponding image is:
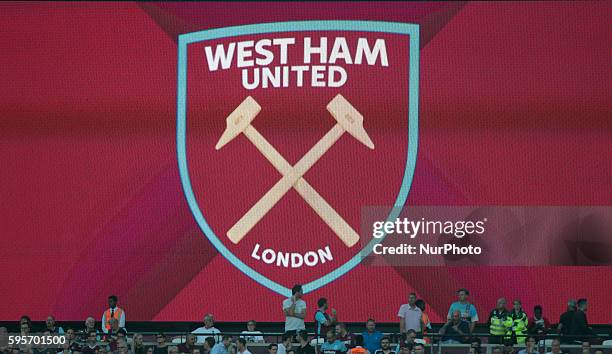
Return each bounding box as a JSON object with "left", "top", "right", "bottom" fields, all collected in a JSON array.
[{"left": 177, "top": 21, "right": 419, "bottom": 297}]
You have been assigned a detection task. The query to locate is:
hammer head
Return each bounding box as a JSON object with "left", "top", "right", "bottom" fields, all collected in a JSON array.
[
  {"left": 215, "top": 96, "right": 261, "bottom": 150},
  {"left": 326, "top": 94, "right": 375, "bottom": 149}
]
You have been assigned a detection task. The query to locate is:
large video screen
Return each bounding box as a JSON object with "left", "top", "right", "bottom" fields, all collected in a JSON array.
[{"left": 1, "top": 2, "right": 610, "bottom": 323}]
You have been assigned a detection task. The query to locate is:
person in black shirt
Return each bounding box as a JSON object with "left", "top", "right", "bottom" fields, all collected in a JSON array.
[
  {"left": 558, "top": 299, "right": 576, "bottom": 343},
  {"left": 295, "top": 331, "right": 315, "bottom": 354},
  {"left": 569, "top": 299, "right": 597, "bottom": 343},
  {"left": 374, "top": 337, "right": 395, "bottom": 354}
]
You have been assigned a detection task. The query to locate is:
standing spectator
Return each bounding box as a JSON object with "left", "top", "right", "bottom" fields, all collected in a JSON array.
[
  {"left": 178, "top": 334, "right": 198, "bottom": 354},
  {"left": 546, "top": 339, "right": 562, "bottom": 354},
  {"left": 528, "top": 305, "right": 550, "bottom": 340},
  {"left": 132, "top": 333, "right": 146, "bottom": 354},
  {"left": 321, "top": 330, "right": 347, "bottom": 354},
  {"left": 505, "top": 300, "right": 528, "bottom": 345},
  {"left": 517, "top": 337, "right": 538, "bottom": 354},
  {"left": 278, "top": 333, "right": 293, "bottom": 354},
  {"left": 439, "top": 310, "right": 470, "bottom": 344},
  {"left": 397, "top": 293, "right": 422, "bottom": 334},
  {"left": 295, "top": 331, "right": 315, "bottom": 354},
  {"left": 447, "top": 288, "right": 478, "bottom": 334},
  {"left": 153, "top": 333, "right": 169, "bottom": 354},
  {"left": 415, "top": 300, "right": 432, "bottom": 342},
  {"left": 283, "top": 285, "right": 306, "bottom": 335},
  {"left": 348, "top": 335, "right": 369, "bottom": 354},
  {"left": 488, "top": 298, "right": 509, "bottom": 344},
  {"left": 45, "top": 316, "right": 64, "bottom": 334},
  {"left": 335, "top": 323, "right": 355, "bottom": 349},
  {"left": 210, "top": 336, "right": 232, "bottom": 354},
  {"left": 558, "top": 299, "right": 576, "bottom": 343},
  {"left": 236, "top": 338, "right": 251, "bottom": 354},
  {"left": 192, "top": 314, "right": 221, "bottom": 344},
  {"left": 102, "top": 295, "right": 125, "bottom": 334},
  {"left": 569, "top": 299, "right": 597, "bottom": 343},
  {"left": 374, "top": 337, "right": 395, "bottom": 354},
  {"left": 361, "top": 319, "right": 383, "bottom": 354},
  {"left": 315, "top": 298, "right": 337, "bottom": 338},
  {"left": 241, "top": 321, "right": 264, "bottom": 343}
]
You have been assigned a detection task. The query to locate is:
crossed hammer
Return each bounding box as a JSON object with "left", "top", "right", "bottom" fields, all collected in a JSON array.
[{"left": 216, "top": 94, "right": 374, "bottom": 247}]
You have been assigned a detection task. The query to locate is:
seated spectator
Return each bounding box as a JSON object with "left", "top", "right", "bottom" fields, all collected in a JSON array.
[
  {"left": 168, "top": 347, "right": 180, "bottom": 354},
  {"left": 414, "top": 344, "right": 425, "bottom": 354},
  {"left": 132, "top": 333, "right": 146, "bottom": 354},
  {"left": 502, "top": 340, "right": 516, "bottom": 354},
  {"left": 107, "top": 328, "right": 128, "bottom": 353},
  {"left": 493, "top": 347, "right": 503, "bottom": 354},
  {"left": 374, "top": 337, "right": 395, "bottom": 354},
  {"left": 82, "top": 331, "right": 102, "bottom": 354},
  {"left": 468, "top": 348, "right": 480, "bottom": 354},
  {"left": 202, "top": 337, "right": 216, "bottom": 354},
  {"left": 439, "top": 310, "right": 470, "bottom": 344},
  {"left": 46, "top": 315, "right": 65, "bottom": 334},
  {"left": 470, "top": 337, "right": 482, "bottom": 349},
  {"left": 397, "top": 330, "right": 417, "bottom": 352},
  {"left": 278, "top": 333, "right": 293, "bottom": 354},
  {"left": 361, "top": 319, "right": 383, "bottom": 354},
  {"left": 210, "top": 335, "right": 232, "bottom": 354},
  {"left": 116, "top": 339, "right": 130, "bottom": 354},
  {"left": 517, "top": 337, "right": 538, "bottom": 354},
  {"left": 321, "top": 330, "right": 347, "bottom": 354},
  {"left": 146, "top": 348, "right": 154, "bottom": 354},
  {"left": 528, "top": 306, "right": 550, "bottom": 340},
  {"left": 20, "top": 316, "right": 33, "bottom": 330},
  {"left": 81, "top": 317, "right": 100, "bottom": 341},
  {"left": 581, "top": 342, "right": 591, "bottom": 354},
  {"left": 348, "top": 335, "right": 370, "bottom": 354},
  {"left": 546, "top": 339, "right": 562, "bottom": 354},
  {"left": 193, "top": 314, "right": 221, "bottom": 344},
  {"left": 268, "top": 344, "right": 279, "bottom": 354},
  {"left": 593, "top": 350, "right": 603, "bottom": 354},
  {"left": 153, "top": 333, "right": 169, "bottom": 354},
  {"left": 335, "top": 323, "right": 355, "bottom": 349},
  {"left": 178, "top": 334, "right": 198, "bottom": 354},
  {"left": 241, "top": 321, "right": 264, "bottom": 343},
  {"left": 236, "top": 338, "right": 251, "bottom": 354},
  {"left": 295, "top": 331, "right": 315, "bottom": 354},
  {"left": 98, "top": 346, "right": 109, "bottom": 354}
]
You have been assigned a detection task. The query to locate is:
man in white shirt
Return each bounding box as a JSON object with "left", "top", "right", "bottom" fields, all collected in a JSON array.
[
  {"left": 192, "top": 313, "right": 221, "bottom": 344},
  {"left": 241, "top": 320, "right": 265, "bottom": 343},
  {"left": 277, "top": 333, "right": 294, "bottom": 354},
  {"left": 236, "top": 338, "right": 252, "bottom": 354},
  {"left": 283, "top": 285, "right": 306, "bottom": 334},
  {"left": 397, "top": 293, "right": 422, "bottom": 334}
]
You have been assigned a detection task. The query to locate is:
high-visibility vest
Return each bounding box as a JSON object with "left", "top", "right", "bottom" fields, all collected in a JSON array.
[
  {"left": 489, "top": 310, "right": 508, "bottom": 336},
  {"left": 104, "top": 307, "right": 123, "bottom": 331},
  {"left": 505, "top": 311, "right": 528, "bottom": 344}
]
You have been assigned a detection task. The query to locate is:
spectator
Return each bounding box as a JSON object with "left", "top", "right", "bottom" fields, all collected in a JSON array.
[
  {"left": 193, "top": 350, "right": 202, "bottom": 354},
  {"left": 236, "top": 338, "right": 251, "bottom": 354},
  {"left": 468, "top": 348, "right": 479, "bottom": 354},
  {"left": 268, "top": 344, "right": 279, "bottom": 354},
  {"left": 82, "top": 317, "right": 100, "bottom": 341},
  {"left": 335, "top": 323, "right": 355, "bottom": 348},
  {"left": 146, "top": 348, "right": 154, "bottom": 354},
  {"left": 116, "top": 340, "right": 131, "bottom": 354},
  {"left": 397, "top": 293, "right": 422, "bottom": 334},
  {"left": 493, "top": 347, "right": 503, "bottom": 354},
  {"left": 102, "top": 295, "right": 125, "bottom": 334},
  {"left": 20, "top": 321, "right": 31, "bottom": 335},
  {"left": 594, "top": 350, "right": 603, "bottom": 354},
  {"left": 153, "top": 333, "right": 169, "bottom": 354},
  {"left": 361, "top": 319, "right": 383, "bottom": 354},
  {"left": 210, "top": 335, "right": 232, "bottom": 354},
  {"left": 295, "top": 331, "right": 315, "bottom": 354},
  {"left": 0, "top": 327, "right": 8, "bottom": 353},
  {"left": 528, "top": 305, "right": 550, "bottom": 340},
  {"left": 283, "top": 285, "right": 306, "bottom": 335},
  {"left": 168, "top": 347, "right": 180, "bottom": 354},
  {"left": 517, "top": 337, "right": 538, "bottom": 354},
  {"left": 502, "top": 340, "right": 516, "bottom": 354},
  {"left": 192, "top": 314, "right": 221, "bottom": 345},
  {"left": 488, "top": 298, "right": 509, "bottom": 344},
  {"left": 20, "top": 316, "right": 33, "bottom": 330},
  {"left": 439, "top": 310, "right": 470, "bottom": 344},
  {"left": 470, "top": 337, "right": 482, "bottom": 351},
  {"left": 546, "top": 339, "right": 562, "bottom": 354},
  {"left": 557, "top": 300, "right": 576, "bottom": 343},
  {"left": 82, "top": 331, "right": 102, "bottom": 354},
  {"left": 178, "top": 334, "right": 198, "bottom": 354},
  {"left": 397, "top": 330, "right": 417, "bottom": 351},
  {"left": 415, "top": 300, "right": 432, "bottom": 342},
  {"left": 447, "top": 288, "right": 478, "bottom": 333},
  {"left": 321, "top": 330, "right": 347, "bottom": 354},
  {"left": 45, "top": 315, "right": 64, "bottom": 334},
  {"left": 278, "top": 333, "right": 293, "bottom": 354},
  {"left": 505, "top": 300, "right": 528, "bottom": 345},
  {"left": 348, "top": 335, "right": 369, "bottom": 354},
  {"left": 413, "top": 344, "right": 425, "bottom": 354},
  {"left": 315, "top": 298, "right": 337, "bottom": 338},
  {"left": 202, "top": 338, "right": 216, "bottom": 354},
  {"left": 580, "top": 342, "right": 591, "bottom": 354},
  {"left": 569, "top": 299, "right": 596, "bottom": 343},
  {"left": 63, "top": 327, "right": 82, "bottom": 353},
  {"left": 374, "top": 337, "right": 395, "bottom": 354},
  {"left": 241, "top": 320, "right": 264, "bottom": 343},
  {"left": 132, "top": 333, "right": 146, "bottom": 354}
]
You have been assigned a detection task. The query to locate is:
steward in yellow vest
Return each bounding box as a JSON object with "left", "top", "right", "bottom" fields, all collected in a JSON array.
[
  {"left": 505, "top": 300, "right": 528, "bottom": 345},
  {"left": 488, "top": 298, "right": 509, "bottom": 344}
]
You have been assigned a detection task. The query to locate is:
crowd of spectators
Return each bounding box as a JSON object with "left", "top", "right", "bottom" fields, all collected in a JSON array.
[{"left": 1, "top": 287, "right": 604, "bottom": 354}]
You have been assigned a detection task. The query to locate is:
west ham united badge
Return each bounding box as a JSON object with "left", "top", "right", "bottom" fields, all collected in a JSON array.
[{"left": 176, "top": 21, "right": 420, "bottom": 296}]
